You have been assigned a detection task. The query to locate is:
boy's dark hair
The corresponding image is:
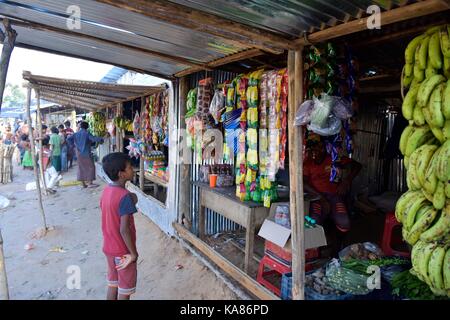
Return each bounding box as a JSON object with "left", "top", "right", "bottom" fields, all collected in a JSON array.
[
  {"left": 64, "top": 121, "right": 71, "bottom": 128},
  {"left": 50, "top": 126, "right": 58, "bottom": 134},
  {"left": 102, "top": 152, "right": 132, "bottom": 181},
  {"left": 42, "top": 137, "right": 50, "bottom": 146},
  {"left": 80, "top": 121, "right": 89, "bottom": 130},
  {"left": 42, "top": 124, "right": 48, "bottom": 130},
  {"left": 21, "top": 133, "right": 28, "bottom": 141},
  {"left": 58, "top": 124, "right": 64, "bottom": 130}
]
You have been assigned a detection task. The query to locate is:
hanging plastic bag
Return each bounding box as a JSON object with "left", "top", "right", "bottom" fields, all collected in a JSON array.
[
  {"left": 210, "top": 89, "right": 225, "bottom": 125},
  {"left": 332, "top": 97, "right": 353, "bottom": 120},
  {"left": 307, "top": 115, "right": 342, "bottom": 136},
  {"left": 294, "top": 99, "right": 315, "bottom": 126},
  {"left": 310, "top": 95, "right": 333, "bottom": 128}
]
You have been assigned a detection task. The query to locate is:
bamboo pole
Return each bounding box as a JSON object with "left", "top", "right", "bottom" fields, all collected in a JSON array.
[
  {"left": 0, "top": 229, "right": 9, "bottom": 300},
  {"left": 26, "top": 86, "right": 47, "bottom": 233},
  {"left": 0, "top": 19, "right": 17, "bottom": 111},
  {"left": 288, "top": 49, "right": 305, "bottom": 300},
  {"left": 36, "top": 90, "right": 48, "bottom": 195},
  {"left": 139, "top": 96, "right": 145, "bottom": 191}
]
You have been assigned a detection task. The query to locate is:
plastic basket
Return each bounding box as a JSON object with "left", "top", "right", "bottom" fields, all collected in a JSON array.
[{"left": 281, "top": 272, "right": 353, "bottom": 300}]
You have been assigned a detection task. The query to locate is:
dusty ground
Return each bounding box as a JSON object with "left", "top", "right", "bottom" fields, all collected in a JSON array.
[{"left": 0, "top": 159, "right": 239, "bottom": 300}]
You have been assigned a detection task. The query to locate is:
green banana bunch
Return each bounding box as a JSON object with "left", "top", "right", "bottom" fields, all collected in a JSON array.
[
  {"left": 423, "top": 146, "right": 440, "bottom": 194},
  {"left": 395, "top": 190, "right": 422, "bottom": 223},
  {"left": 420, "top": 203, "right": 450, "bottom": 243},
  {"left": 402, "top": 85, "right": 420, "bottom": 120},
  {"left": 440, "top": 28, "right": 450, "bottom": 58},
  {"left": 428, "top": 245, "right": 447, "bottom": 291},
  {"left": 428, "top": 83, "right": 445, "bottom": 127},
  {"left": 443, "top": 80, "right": 450, "bottom": 120},
  {"left": 413, "top": 105, "right": 426, "bottom": 126},
  {"left": 400, "top": 125, "right": 415, "bottom": 155},
  {"left": 418, "top": 36, "right": 430, "bottom": 70},
  {"left": 405, "top": 34, "right": 427, "bottom": 64},
  {"left": 433, "top": 181, "right": 446, "bottom": 210},
  {"left": 405, "top": 125, "right": 432, "bottom": 156},
  {"left": 408, "top": 148, "right": 423, "bottom": 190},
  {"left": 436, "top": 140, "right": 450, "bottom": 181},
  {"left": 429, "top": 31, "right": 443, "bottom": 70},
  {"left": 403, "top": 193, "right": 428, "bottom": 231},
  {"left": 444, "top": 249, "right": 450, "bottom": 291},
  {"left": 416, "top": 144, "right": 438, "bottom": 187},
  {"left": 406, "top": 205, "right": 437, "bottom": 245},
  {"left": 417, "top": 75, "right": 446, "bottom": 108}
]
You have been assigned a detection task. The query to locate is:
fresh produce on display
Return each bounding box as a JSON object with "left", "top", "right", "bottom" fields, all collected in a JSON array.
[
  {"left": 88, "top": 112, "right": 107, "bottom": 137},
  {"left": 397, "top": 24, "right": 450, "bottom": 297},
  {"left": 391, "top": 269, "right": 447, "bottom": 300},
  {"left": 114, "top": 116, "right": 133, "bottom": 131},
  {"left": 305, "top": 267, "right": 351, "bottom": 299}
]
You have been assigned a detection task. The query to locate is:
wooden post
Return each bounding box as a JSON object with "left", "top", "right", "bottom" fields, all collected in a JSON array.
[
  {"left": 0, "top": 229, "right": 9, "bottom": 300},
  {"left": 117, "top": 103, "right": 123, "bottom": 153},
  {"left": 288, "top": 49, "right": 305, "bottom": 300},
  {"left": 36, "top": 90, "right": 48, "bottom": 195},
  {"left": 177, "top": 77, "right": 190, "bottom": 225},
  {"left": 26, "top": 86, "right": 47, "bottom": 233},
  {"left": 139, "top": 96, "right": 145, "bottom": 191},
  {"left": 0, "top": 20, "right": 17, "bottom": 111}
]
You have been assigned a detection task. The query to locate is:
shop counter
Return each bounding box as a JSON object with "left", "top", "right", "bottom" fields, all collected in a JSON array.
[{"left": 193, "top": 182, "right": 271, "bottom": 274}]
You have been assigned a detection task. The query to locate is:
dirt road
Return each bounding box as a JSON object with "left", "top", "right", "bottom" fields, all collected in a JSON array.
[{"left": 0, "top": 161, "right": 239, "bottom": 300}]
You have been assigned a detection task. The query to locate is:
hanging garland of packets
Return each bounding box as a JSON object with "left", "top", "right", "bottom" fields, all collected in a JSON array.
[
  {"left": 305, "top": 43, "right": 356, "bottom": 182},
  {"left": 138, "top": 91, "right": 170, "bottom": 161}
]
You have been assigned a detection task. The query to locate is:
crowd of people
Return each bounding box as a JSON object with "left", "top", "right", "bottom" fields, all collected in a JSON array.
[{"left": 0, "top": 118, "right": 103, "bottom": 188}]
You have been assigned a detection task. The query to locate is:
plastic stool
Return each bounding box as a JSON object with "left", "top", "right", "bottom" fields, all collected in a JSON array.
[
  {"left": 381, "top": 211, "right": 410, "bottom": 258},
  {"left": 257, "top": 255, "right": 291, "bottom": 297}
]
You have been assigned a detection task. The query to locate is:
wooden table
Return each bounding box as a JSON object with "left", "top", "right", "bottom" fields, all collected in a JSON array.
[
  {"left": 194, "top": 182, "right": 271, "bottom": 274},
  {"left": 136, "top": 171, "right": 168, "bottom": 198}
]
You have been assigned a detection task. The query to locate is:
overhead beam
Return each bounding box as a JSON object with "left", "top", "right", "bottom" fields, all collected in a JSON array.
[
  {"left": 39, "top": 93, "right": 99, "bottom": 111},
  {"left": 1, "top": 16, "right": 206, "bottom": 69},
  {"left": 23, "top": 71, "right": 165, "bottom": 93},
  {"left": 34, "top": 83, "right": 135, "bottom": 100},
  {"left": 175, "top": 49, "right": 265, "bottom": 78},
  {"left": 295, "top": 0, "right": 450, "bottom": 46},
  {"left": 38, "top": 89, "right": 109, "bottom": 107},
  {"left": 95, "top": 0, "right": 292, "bottom": 52},
  {"left": 35, "top": 85, "right": 119, "bottom": 103}
]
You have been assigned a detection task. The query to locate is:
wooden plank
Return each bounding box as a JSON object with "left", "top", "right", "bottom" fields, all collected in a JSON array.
[
  {"left": 177, "top": 77, "right": 191, "bottom": 225},
  {"left": 95, "top": 0, "right": 293, "bottom": 52},
  {"left": 175, "top": 49, "right": 266, "bottom": 78},
  {"left": 143, "top": 172, "right": 168, "bottom": 188},
  {"left": 244, "top": 211, "right": 255, "bottom": 274},
  {"left": 200, "top": 188, "right": 249, "bottom": 226},
  {"left": 0, "top": 229, "right": 9, "bottom": 300},
  {"left": 0, "top": 19, "right": 16, "bottom": 112},
  {"left": 139, "top": 96, "right": 145, "bottom": 191},
  {"left": 3, "top": 17, "right": 204, "bottom": 69},
  {"left": 35, "top": 90, "right": 48, "bottom": 195},
  {"left": 288, "top": 50, "right": 306, "bottom": 300},
  {"left": 295, "top": 0, "right": 450, "bottom": 46},
  {"left": 25, "top": 86, "right": 48, "bottom": 233},
  {"left": 173, "top": 222, "right": 279, "bottom": 300}
]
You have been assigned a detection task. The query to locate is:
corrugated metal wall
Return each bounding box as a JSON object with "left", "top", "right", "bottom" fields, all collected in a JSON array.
[
  {"left": 352, "top": 103, "right": 407, "bottom": 195},
  {"left": 187, "top": 70, "right": 243, "bottom": 236}
]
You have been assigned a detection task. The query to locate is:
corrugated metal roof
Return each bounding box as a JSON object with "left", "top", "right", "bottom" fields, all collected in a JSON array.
[
  {"left": 23, "top": 72, "right": 167, "bottom": 111},
  {"left": 100, "top": 67, "right": 128, "bottom": 83},
  {"left": 2, "top": 0, "right": 242, "bottom": 60},
  {"left": 0, "top": 0, "right": 447, "bottom": 78},
  {"left": 168, "top": 0, "right": 416, "bottom": 36}
]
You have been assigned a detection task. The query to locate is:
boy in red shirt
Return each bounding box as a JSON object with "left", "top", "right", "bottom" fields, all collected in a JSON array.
[{"left": 101, "top": 152, "right": 139, "bottom": 300}]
